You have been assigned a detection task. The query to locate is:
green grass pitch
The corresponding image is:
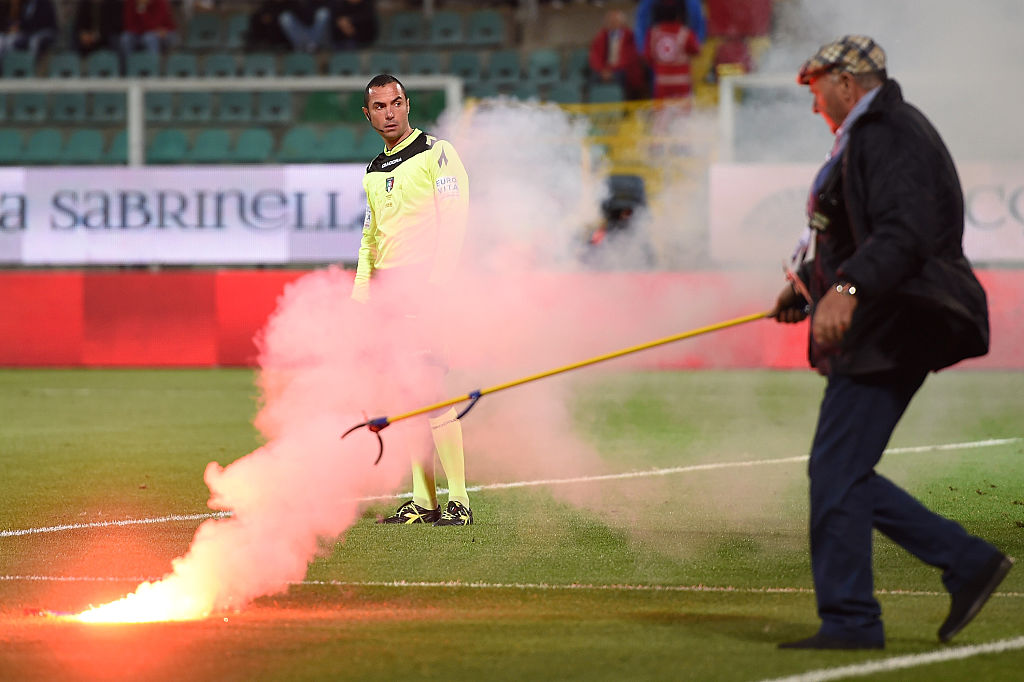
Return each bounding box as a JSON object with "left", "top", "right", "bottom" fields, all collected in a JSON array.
[{"left": 1, "top": 368, "right": 1022, "bottom": 681}]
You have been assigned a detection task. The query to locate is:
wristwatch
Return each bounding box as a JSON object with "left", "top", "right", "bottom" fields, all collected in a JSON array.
[{"left": 834, "top": 282, "right": 858, "bottom": 297}]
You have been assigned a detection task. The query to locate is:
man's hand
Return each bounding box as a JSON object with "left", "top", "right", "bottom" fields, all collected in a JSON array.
[
  {"left": 812, "top": 286, "right": 857, "bottom": 347},
  {"left": 769, "top": 283, "right": 808, "bottom": 324}
]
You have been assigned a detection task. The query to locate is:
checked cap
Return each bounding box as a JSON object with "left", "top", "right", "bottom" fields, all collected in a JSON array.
[{"left": 798, "top": 35, "right": 886, "bottom": 84}]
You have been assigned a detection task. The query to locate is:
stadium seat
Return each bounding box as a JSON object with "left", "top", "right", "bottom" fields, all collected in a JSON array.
[
  {"left": 448, "top": 51, "right": 482, "bottom": 84},
  {"left": 0, "top": 129, "right": 25, "bottom": 164},
  {"left": 85, "top": 50, "right": 120, "bottom": 77},
  {"left": 90, "top": 92, "right": 126, "bottom": 122},
  {"left": 2, "top": 50, "right": 35, "bottom": 78},
  {"left": 301, "top": 91, "right": 345, "bottom": 123},
  {"left": 465, "top": 81, "right": 499, "bottom": 100},
  {"left": 242, "top": 53, "right": 278, "bottom": 78},
  {"left": 283, "top": 53, "right": 318, "bottom": 77},
  {"left": 105, "top": 130, "right": 126, "bottom": 164},
  {"left": 406, "top": 52, "right": 442, "bottom": 76},
  {"left": 12, "top": 93, "right": 47, "bottom": 123},
  {"left": 588, "top": 81, "right": 624, "bottom": 103},
  {"left": 165, "top": 53, "right": 199, "bottom": 78},
  {"left": 126, "top": 51, "right": 160, "bottom": 78},
  {"left": 513, "top": 81, "right": 540, "bottom": 101},
  {"left": 145, "top": 91, "right": 174, "bottom": 121},
  {"left": 380, "top": 12, "right": 424, "bottom": 48},
  {"left": 565, "top": 47, "right": 589, "bottom": 81},
  {"left": 352, "top": 128, "right": 384, "bottom": 160},
  {"left": 203, "top": 53, "right": 238, "bottom": 78},
  {"left": 277, "top": 125, "right": 321, "bottom": 163},
  {"left": 411, "top": 89, "right": 445, "bottom": 124},
  {"left": 185, "top": 12, "right": 223, "bottom": 50},
  {"left": 187, "top": 128, "right": 233, "bottom": 164},
  {"left": 62, "top": 129, "right": 105, "bottom": 164},
  {"left": 147, "top": 128, "right": 189, "bottom": 164},
  {"left": 526, "top": 48, "right": 562, "bottom": 86},
  {"left": 231, "top": 127, "right": 274, "bottom": 164},
  {"left": 429, "top": 11, "right": 464, "bottom": 48},
  {"left": 23, "top": 128, "right": 64, "bottom": 165},
  {"left": 224, "top": 13, "right": 249, "bottom": 50},
  {"left": 178, "top": 91, "right": 214, "bottom": 122},
  {"left": 485, "top": 50, "right": 521, "bottom": 88},
  {"left": 256, "top": 91, "right": 292, "bottom": 124},
  {"left": 217, "top": 91, "right": 254, "bottom": 123},
  {"left": 0, "top": 94, "right": 6, "bottom": 122},
  {"left": 366, "top": 51, "right": 403, "bottom": 76},
  {"left": 318, "top": 125, "right": 358, "bottom": 162},
  {"left": 327, "top": 52, "right": 362, "bottom": 77},
  {"left": 48, "top": 52, "right": 81, "bottom": 78},
  {"left": 52, "top": 92, "right": 87, "bottom": 122},
  {"left": 466, "top": 10, "right": 506, "bottom": 47},
  {"left": 547, "top": 80, "right": 584, "bottom": 104}
]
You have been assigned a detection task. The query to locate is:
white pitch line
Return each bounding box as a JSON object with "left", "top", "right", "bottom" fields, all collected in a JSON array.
[
  {"left": 2, "top": 437, "right": 1018, "bottom": 538},
  {"left": 758, "top": 636, "right": 1024, "bottom": 682}
]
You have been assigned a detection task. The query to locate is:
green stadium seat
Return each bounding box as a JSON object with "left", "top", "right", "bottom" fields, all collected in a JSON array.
[
  {"left": 126, "top": 51, "right": 160, "bottom": 78},
  {"left": 410, "top": 89, "right": 445, "bottom": 125},
  {"left": 588, "top": 81, "right": 624, "bottom": 103},
  {"left": 366, "top": 51, "right": 403, "bottom": 76},
  {"left": 513, "top": 81, "right": 540, "bottom": 101},
  {"left": 48, "top": 52, "right": 81, "bottom": 78},
  {"left": 224, "top": 13, "right": 249, "bottom": 50},
  {"left": 547, "top": 80, "right": 584, "bottom": 104},
  {"left": 381, "top": 12, "right": 424, "bottom": 48},
  {"left": 565, "top": 47, "right": 589, "bottom": 81},
  {"left": 178, "top": 91, "right": 214, "bottom": 122},
  {"left": 527, "top": 48, "right": 562, "bottom": 86},
  {"left": 231, "top": 127, "right": 274, "bottom": 164},
  {"left": 301, "top": 91, "right": 345, "bottom": 123},
  {"left": 277, "top": 125, "right": 321, "bottom": 163},
  {"left": 188, "top": 128, "right": 232, "bottom": 164},
  {"left": 85, "top": 50, "right": 120, "bottom": 77},
  {"left": 185, "top": 12, "right": 223, "bottom": 50},
  {"left": 23, "top": 129, "right": 64, "bottom": 165},
  {"left": 145, "top": 91, "right": 174, "bottom": 122},
  {"left": 448, "top": 51, "right": 482, "bottom": 83},
  {"left": 203, "top": 53, "right": 238, "bottom": 78},
  {"left": 429, "top": 11, "right": 464, "bottom": 47},
  {"left": 466, "top": 10, "right": 506, "bottom": 47},
  {"left": 165, "top": 53, "right": 199, "bottom": 78},
  {"left": 466, "top": 80, "right": 499, "bottom": 99},
  {"left": 217, "top": 91, "right": 254, "bottom": 123},
  {"left": 319, "top": 125, "right": 358, "bottom": 162},
  {"left": 12, "top": 93, "right": 47, "bottom": 123},
  {"left": 62, "top": 129, "right": 105, "bottom": 164},
  {"left": 242, "top": 53, "right": 277, "bottom": 77},
  {"left": 406, "top": 52, "right": 442, "bottom": 76},
  {"left": 52, "top": 92, "right": 87, "bottom": 122},
  {"left": 2, "top": 50, "right": 35, "bottom": 78},
  {"left": 0, "top": 94, "right": 6, "bottom": 122},
  {"left": 283, "top": 53, "right": 318, "bottom": 77},
  {"left": 327, "top": 52, "right": 362, "bottom": 77},
  {"left": 90, "top": 92, "right": 126, "bottom": 122},
  {"left": 105, "top": 130, "right": 126, "bottom": 164},
  {"left": 485, "top": 49, "right": 521, "bottom": 87},
  {"left": 147, "top": 129, "right": 189, "bottom": 164},
  {"left": 0, "top": 129, "right": 25, "bottom": 164},
  {"left": 352, "top": 128, "right": 384, "bottom": 161},
  {"left": 256, "top": 91, "right": 292, "bottom": 124}
]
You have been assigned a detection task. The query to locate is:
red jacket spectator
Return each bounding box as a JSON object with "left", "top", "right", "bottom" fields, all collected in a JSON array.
[
  {"left": 645, "top": 19, "right": 700, "bottom": 99},
  {"left": 589, "top": 10, "right": 647, "bottom": 99},
  {"left": 123, "top": 0, "right": 176, "bottom": 34}
]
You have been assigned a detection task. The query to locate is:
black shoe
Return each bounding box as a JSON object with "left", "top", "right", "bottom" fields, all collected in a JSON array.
[
  {"left": 434, "top": 500, "right": 473, "bottom": 526},
  {"left": 779, "top": 633, "right": 883, "bottom": 650},
  {"left": 378, "top": 500, "right": 441, "bottom": 524},
  {"left": 939, "top": 553, "right": 1014, "bottom": 642}
]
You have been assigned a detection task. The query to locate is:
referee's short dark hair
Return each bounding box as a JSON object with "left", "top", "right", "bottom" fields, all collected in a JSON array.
[{"left": 364, "top": 74, "right": 407, "bottom": 108}]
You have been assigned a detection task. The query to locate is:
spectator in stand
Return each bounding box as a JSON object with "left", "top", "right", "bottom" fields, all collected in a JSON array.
[
  {"left": 588, "top": 9, "right": 646, "bottom": 100},
  {"left": 635, "top": 0, "right": 704, "bottom": 54},
  {"left": 120, "top": 0, "right": 178, "bottom": 57},
  {"left": 644, "top": 2, "right": 700, "bottom": 100},
  {"left": 330, "top": 0, "right": 377, "bottom": 50},
  {"left": 279, "top": 0, "right": 331, "bottom": 53},
  {"left": 0, "top": 0, "right": 58, "bottom": 65},
  {"left": 246, "top": 0, "right": 291, "bottom": 50},
  {"left": 73, "top": 0, "right": 124, "bottom": 56}
]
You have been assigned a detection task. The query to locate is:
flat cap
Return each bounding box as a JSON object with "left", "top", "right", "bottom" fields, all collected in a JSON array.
[{"left": 797, "top": 35, "right": 886, "bottom": 84}]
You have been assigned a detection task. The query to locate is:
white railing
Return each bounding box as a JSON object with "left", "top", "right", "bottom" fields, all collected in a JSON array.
[{"left": 0, "top": 75, "right": 463, "bottom": 166}]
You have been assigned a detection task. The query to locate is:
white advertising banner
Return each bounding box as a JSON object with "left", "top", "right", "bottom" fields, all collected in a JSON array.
[
  {"left": 0, "top": 165, "right": 368, "bottom": 265},
  {"left": 710, "top": 163, "right": 1024, "bottom": 265}
]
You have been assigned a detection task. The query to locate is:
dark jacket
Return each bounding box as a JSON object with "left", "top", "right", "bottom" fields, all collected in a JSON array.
[
  {"left": 73, "top": 0, "right": 123, "bottom": 54},
  {"left": 12, "top": 0, "right": 57, "bottom": 34},
  {"left": 330, "top": 0, "right": 377, "bottom": 46},
  {"left": 801, "top": 79, "right": 989, "bottom": 376}
]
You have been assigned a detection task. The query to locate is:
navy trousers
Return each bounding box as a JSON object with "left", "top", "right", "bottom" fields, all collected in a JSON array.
[{"left": 808, "top": 371, "right": 999, "bottom": 644}]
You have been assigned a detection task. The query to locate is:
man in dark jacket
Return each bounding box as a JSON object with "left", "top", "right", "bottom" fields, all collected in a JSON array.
[
  {"left": 330, "top": 0, "right": 376, "bottom": 50},
  {"left": 0, "top": 0, "right": 58, "bottom": 64},
  {"left": 73, "top": 0, "right": 123, "bottom": 56},
  {"left": 770, "top": 35, "right": 1013, "bottom": 650}
]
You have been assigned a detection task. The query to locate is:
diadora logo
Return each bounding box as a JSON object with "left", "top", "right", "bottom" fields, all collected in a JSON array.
[
  {"left": 386, "top": 177, "right": 394, "bottom": 193},
  {"left": 381, "top": 157, "right": 402, "bottom": 168}
]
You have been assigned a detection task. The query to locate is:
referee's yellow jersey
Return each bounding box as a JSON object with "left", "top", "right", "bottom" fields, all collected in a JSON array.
[{"left": 352, "top": 128, "right": 470, "bottom": 301}]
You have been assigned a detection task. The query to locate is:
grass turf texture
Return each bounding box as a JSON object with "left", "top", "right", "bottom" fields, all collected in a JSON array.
[{"left": 0, "top": 368, "right": 1021, "bottom": 681}]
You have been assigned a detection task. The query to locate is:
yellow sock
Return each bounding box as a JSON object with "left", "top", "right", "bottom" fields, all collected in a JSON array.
[
  {"left": 430, "top": 407, "right": 469, "bottom": 506},
  {"left": 410, "top": 456, "right": 437, "bottom": 510}
]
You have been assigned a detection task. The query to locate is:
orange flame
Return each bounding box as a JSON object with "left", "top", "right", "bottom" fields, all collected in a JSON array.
[{"left": 74, "top": 576, "right": 213, "bottom": 624}]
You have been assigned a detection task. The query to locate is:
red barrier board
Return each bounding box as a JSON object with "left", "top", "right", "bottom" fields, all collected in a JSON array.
[{"left": 0, "top": 271, "right": 84, "bottom": 365}]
